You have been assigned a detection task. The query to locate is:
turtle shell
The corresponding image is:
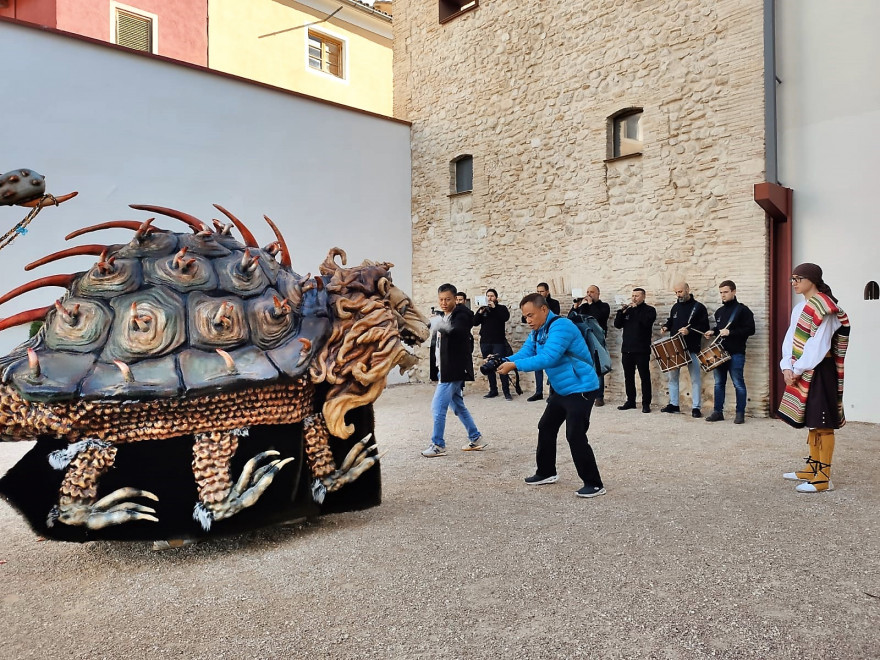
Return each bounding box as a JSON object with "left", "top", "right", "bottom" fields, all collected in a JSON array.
[{"left": 1, "top": 208, "right": 330, "bottom": 403}]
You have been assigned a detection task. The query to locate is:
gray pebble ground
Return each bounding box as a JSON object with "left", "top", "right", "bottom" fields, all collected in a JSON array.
[{"left": 1, "top": 383, "right": 878, "bottom": 659}]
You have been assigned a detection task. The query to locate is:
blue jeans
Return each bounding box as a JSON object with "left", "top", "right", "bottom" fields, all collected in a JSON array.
[
  {"left": 431, "top": 381, "right": 481, "bottom": 448},
  {"left": 667, "top": 352, "right": 702, "bottom": 408},
  {"left": 713, "top": 352, "right": 747, "bottom": 414}
]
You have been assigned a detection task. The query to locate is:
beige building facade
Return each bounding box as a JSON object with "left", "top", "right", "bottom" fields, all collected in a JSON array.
[
  {"left": 394, "top": 0, "right": 772, "bottom": 414},
  {"left": 210, "top": 0, "right": 393, "bottom": 116}
]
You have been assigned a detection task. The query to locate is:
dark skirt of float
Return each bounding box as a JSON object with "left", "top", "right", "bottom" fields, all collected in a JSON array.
[{"left": 0, "top": 405, "right": 381, "bottom": 542}]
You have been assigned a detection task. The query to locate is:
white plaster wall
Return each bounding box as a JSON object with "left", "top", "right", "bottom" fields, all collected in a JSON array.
[
  {"left": 0, "top": 21, "right": 412, "bottom": 362},
  {"left": 776, "top": 1, "right": 880, "bottom": 423}
]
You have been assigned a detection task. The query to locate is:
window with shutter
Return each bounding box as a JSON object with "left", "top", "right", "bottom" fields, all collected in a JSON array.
[
  {"left": 307, "top": 30, "right": 344, "bottom": 79},
  {"left": 115, "top": 8, "right": 154, "bottom": 53}
]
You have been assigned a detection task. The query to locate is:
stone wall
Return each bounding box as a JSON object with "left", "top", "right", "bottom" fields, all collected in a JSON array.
[{"left": 395, "top": 0, "right": 771, "bottom": 414}]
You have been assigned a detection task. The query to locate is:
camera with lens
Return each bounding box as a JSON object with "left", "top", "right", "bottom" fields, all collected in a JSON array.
[{"left": 480, "top": 354, "right": 508, "bottom": 375}]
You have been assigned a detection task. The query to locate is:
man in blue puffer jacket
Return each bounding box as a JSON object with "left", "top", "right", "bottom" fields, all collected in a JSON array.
[{"left": 497, "top": 293, "right": 606, "bottom": 498}]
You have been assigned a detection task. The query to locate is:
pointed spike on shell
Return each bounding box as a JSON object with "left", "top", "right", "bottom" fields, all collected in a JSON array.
[
  {"left": 172, "top": 246, "right": 189, "bottom": 270},
  {"left": 0, "top": 273, "right": 78, "bottom": 307},
  {"left": 213, "top": 204, "right": 259, "bottom": 248},
  {"left": 216, "top": 349, "right": 238, "bottom": 374},
  {"left": 0, "top": 306, "right": 52, "bottom": 332},
  {"left": 263, "top": 214, "right": 291, "bottom": 268},
  {"left": 27, "top": 348, "right": 41, "bottom": 378},
  {"left": 129, "top": 204, "right": 204, "bottom": 232},
  {"left": 25, "top": 245, "right": 108, "bottom": 272},
  {"left": 298, "top": 337, "right": 312, "bottom": 353},
  {"left": 113, "top": 360, "right": 135, "bottom": 383}
]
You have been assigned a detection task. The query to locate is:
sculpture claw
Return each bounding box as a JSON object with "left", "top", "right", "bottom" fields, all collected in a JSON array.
[
  {"left": 49, "top": 487, "right": 160, "bottom": 530},
  {"left": 320, "top": 434, "right": 381, "bottom": 494}
]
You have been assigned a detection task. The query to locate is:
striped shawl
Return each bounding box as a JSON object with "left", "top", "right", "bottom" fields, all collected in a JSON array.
[{"left": 778, "top": 293, "right": 850, "bottom": 428}]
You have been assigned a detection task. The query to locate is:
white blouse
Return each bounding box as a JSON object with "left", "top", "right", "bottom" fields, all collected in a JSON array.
[{"left": 779, "top": 301, "right": 842, "bottom": 376}]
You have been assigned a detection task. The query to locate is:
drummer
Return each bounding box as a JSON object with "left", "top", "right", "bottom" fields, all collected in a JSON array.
[
  {"left": 703, "top": 280, "right": 755, "bottom": 424},
  {"left": 659, "top": 282, "right": 710, "bottom": 417}
]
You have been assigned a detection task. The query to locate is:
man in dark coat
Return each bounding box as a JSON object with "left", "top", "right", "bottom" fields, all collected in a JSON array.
[
  {"left": 422, "top": 283, "right": 484, "bottom": 457},
  {"left": 473, "top": 288, "right": 512, "bottom": 400},
  {"left": 523, "top": 282, "right": 560, "bottom": 401},
  {"left": 703, "top": 280, "right": 756, "bottom": 424},
  {"left": 614, "top": 287, "right": 656, "bottom": 413},
  {"left": 660, "top": 282, "right": 710, "bottom": 417},
  {"left": 568, "top": 284, "right": 611, "bottom": 405}
]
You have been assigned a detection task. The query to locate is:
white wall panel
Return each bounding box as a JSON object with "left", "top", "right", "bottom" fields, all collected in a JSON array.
[{"left": 0, "top": 20, "right": 411, "bottom": 360}]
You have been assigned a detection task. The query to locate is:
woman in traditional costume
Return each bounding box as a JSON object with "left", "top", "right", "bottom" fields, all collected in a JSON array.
[{"left": 779, "top": 263, "right": 850, "bottom": 492}]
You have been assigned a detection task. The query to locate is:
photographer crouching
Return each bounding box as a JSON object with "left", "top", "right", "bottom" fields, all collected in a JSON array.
[{"left": 494, "top": 293, "right": 606, "bottom": 498}]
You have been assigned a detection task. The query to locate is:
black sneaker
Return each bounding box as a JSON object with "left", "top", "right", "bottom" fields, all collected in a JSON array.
[
  {"left": 504, "top": 393, "right": 513, "bottom": 401},
  {"left": 642, "top": 405, "right": 651, "bottom": 413},
  {"left": 617, "top": 401, "right": 636, "bottom": 410},
  {"left": 660, "top": 404, "right": 680, "bottom": 413},
  {"left": 483, "top": 391, "right": 498, "bottom": 399},
  {"left": 524, "top": 473, "right": 558, "bottom": 485},
  {"left": 734, "top": 412, "right": 745, "bottom": 424},
  {"left": 706, "top": 411, "right": 724, "bottom": 422},
  {"left": 692, "top": 408, "right": 702, "bottom": 418},
  {"left": 576, "top": 485, "right": 607, "bottom": 498},
  {"left": 527, "top": 393, "right": 544, "bottom": 402},
  {"left": 594, "top": 398, "right": 605, "bottom": 407}
]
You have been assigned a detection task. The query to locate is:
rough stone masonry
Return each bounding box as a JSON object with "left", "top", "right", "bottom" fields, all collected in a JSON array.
[{"left": 394, "top": 0, "right": 769, "bottom": 414}]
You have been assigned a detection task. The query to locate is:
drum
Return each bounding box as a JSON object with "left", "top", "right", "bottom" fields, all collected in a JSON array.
[
  {"left": 650, "top": 334, "right": 690, "bottom": 373},
  {"left": 697, "top": 343, "right": 731, "bottom": 373}
]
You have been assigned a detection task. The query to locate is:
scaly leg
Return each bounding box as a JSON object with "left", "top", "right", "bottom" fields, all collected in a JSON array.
[
  {"left": 304, "top": 413, "right": 383, "bottom": 504},
  {"left": 47, "top": 439, "right": 159, "bottom": 529},
  {"left": 192, "top": 429, "right": 294, "bottom": 531}
]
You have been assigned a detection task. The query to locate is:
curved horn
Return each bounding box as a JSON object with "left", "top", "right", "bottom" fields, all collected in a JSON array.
[
  {"left": 315, "top": 276, "right": 324, "bottom": 291},
  {"left": 129, "top": 204, "right": 205, "bottom": 232},
  {"left": 65, "top": 220, "right": 162, "bottom": 241},
  {"left": 0, "top": 273, "right": 78, "bottom": 306},
  {"left": 27, "top": 348, "right": 41, "bottom": 378},
  {"left": 18, "top": 191, "right": 79, "bottom": 208},
  {"left": 262, "top": 215, "right": 291, "bottom": 268},
  {"left": 25, "top": 245, "right": 108, "bottom": 271},
  {"left": 320, "top": 248, "right": 348, "bottom": 276},
  {"left": 377, "top": 277, "right": 390, "bottom": 297},
  {"left": 213, "top": 204, "right": 259, "bottom": 248},
  {"left": 0, "top": 306, "right": 52, "bottom": 332}
]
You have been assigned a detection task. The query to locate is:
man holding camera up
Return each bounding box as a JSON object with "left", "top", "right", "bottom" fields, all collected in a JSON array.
[
  {"left": 473, "top": 288, "right": 513, "bottom": 400},
  {"left": 496, "top": 293, "right": 606, "bottom": 498}
]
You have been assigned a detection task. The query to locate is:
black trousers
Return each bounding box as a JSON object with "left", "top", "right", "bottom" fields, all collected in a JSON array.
[
  {"left": 480, "top": 342, "right": 511, "bottom": 395},
  {"left": 536, "top": 391, "right": 603, "bottom": 488},
  {"left": 621, "top": 351, "right": 651, "bottom": 405}
]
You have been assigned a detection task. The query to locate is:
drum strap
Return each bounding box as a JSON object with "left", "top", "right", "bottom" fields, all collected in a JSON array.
[{"left": 716, "top": 303, "right": 740, "bottom": 346}]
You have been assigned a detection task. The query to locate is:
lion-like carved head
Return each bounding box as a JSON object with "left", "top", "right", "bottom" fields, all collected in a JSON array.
[{"left": 310, "top": 249, "right": 429, "bottom": 439}]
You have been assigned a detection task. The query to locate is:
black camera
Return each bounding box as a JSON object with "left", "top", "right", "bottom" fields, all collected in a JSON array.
[{"left": 480, "top": 354, "right": 508, "bottom": 375}]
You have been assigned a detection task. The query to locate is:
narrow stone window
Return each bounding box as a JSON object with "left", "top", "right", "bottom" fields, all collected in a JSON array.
[
  {"left": 440, "top": 0, "right": 479, "bottom": 24},
  {"left": 865, "top": 281, "right": 879, "bottom": 300},
  {"left": 609, "top": 108, "right": 643, "bottom": 159},
  {"left": 452, "top": 155, "right": 473, "bottom": 194}
]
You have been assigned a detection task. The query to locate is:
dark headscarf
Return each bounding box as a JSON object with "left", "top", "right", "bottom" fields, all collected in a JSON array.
[{"left": 793, "top": 262, "right": 837, "bottom": 302}]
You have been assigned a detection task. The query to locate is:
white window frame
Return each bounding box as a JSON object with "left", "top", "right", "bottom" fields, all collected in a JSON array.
[
  {"left": 110, "top": 2, "right": 159, "bottom": 54},
  {"left": 305, "top": 27, "right": 349, "bottom": 85}
]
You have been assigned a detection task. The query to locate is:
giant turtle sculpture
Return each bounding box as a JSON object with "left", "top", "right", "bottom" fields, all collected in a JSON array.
[{"left": 0, "top": 199, "right": 429, "bottom": 541}]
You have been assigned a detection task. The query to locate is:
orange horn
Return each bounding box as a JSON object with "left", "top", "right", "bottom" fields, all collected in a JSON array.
[
  {"left": 0, "top": 273, "right": 78, "bottom": 306},
  {"left": 0, "top": 306, "right": 52, "bottom": 332},
  {"left": 213, "top": 204, "right": 259, "bottom": 248},
  {"left": 27, "top": 348, "right": 41, "bottom": 378},
  {"left": 25, "top": 245, "right": 108, "bottom": 271},
  {"left": 129, "top": 204, "right": 205, "bottom": 232},
  {"left": 263, "top": 215, "right": 291, "bottom": 268},
  {"left": 18, "top": 191, "right": 79, "bottom": 208},
  {"left": 65, "top": 220, "right": 163, "bottom": 241}
]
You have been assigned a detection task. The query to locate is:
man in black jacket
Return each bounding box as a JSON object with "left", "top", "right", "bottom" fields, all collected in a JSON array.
[
  {"left": 660, "top": 282, "right": 710, "bottom": 417},
  {"left": 568, "top": 284, "right": 611, "bottom": 405},
  {"left": 422, "top": 283, "right": 484, "bottom": 457},
  {"left": 523, "top": 282, "right": 560, "bottom": 401},
  {"left": 703, "top": 280, "right": 756, "bottom": 424},
  {"left": 613, "top": 288, "right": 656, "bottom": 412},
  {"left": 473, "top": 288, "right": 512, "bottom": 400}
]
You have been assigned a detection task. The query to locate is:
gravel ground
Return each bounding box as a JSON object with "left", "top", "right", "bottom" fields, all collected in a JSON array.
[{"left": 1, "top": 383, "right": 879, "bottom": 660}]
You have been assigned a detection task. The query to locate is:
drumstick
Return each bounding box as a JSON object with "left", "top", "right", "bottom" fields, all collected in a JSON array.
[
  {"left": 674, "top": 324, "right": 691, "bottom": 335},
  {"left": 710, "top": 320, "right": 734, "bottom": 346}
]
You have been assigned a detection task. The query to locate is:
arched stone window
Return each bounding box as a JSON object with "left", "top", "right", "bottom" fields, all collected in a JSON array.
[
  {"left": 451, "top": 155, "right": 473, "bottom": 194},
  {"left": 608, "top": 108, "right": 643, "bottom": 159},
  {"left": 865, "top": 280, "right": 879, "bottom": 300}
]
